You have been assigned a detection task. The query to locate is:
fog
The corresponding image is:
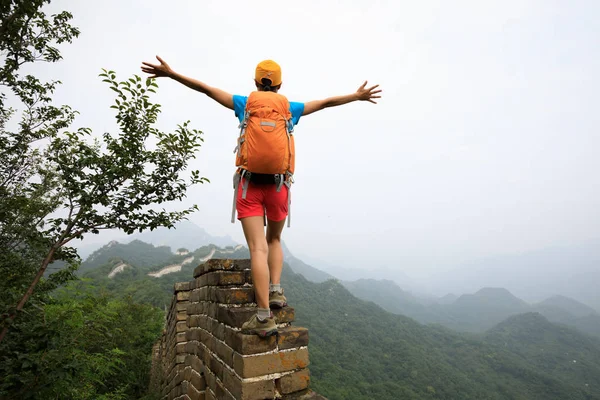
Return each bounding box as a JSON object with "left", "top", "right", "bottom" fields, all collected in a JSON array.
[{"left": 36, "top": 0, "right": 599, "bottom": 291}]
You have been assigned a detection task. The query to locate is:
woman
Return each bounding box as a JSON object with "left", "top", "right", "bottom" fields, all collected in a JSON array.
[{"left": 141, "top": 56, "right": 381, "bottom": 337}]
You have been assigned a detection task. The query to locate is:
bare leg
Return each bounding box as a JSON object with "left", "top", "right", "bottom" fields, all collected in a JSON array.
[
  {"left": 266, "top": 218, "right": 286, "bottom": 285},
  {"left": 240, "top": 216, "right": 269, "bottom": 309}
]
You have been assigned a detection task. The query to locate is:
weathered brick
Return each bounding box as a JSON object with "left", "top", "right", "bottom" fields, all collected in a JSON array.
[
  {"left": 215, "top": 339, "right": 234, "bottom": 367},
  {"left": 184, "top": 354, "right": 204, "bottom": 373},
  {"left": 180, "top": 381, "right": 189, "bottom": 397},
  {"left": 213, "top": 322, "right": 225, "bottom": 342},
  {"left": 177, "top": 311, "right": 187, "bottom": 321},
  {"left": 199, "top": 315, "right": 210, "bottom": 331},
  {"left": 205, "top": 331, "right": 216, "bottom": 353},
  {"left": 206, "top": 302, "right": 218, "bottom": 318},
  {"left": 224, "top": 325, "right": 277, "bottom": 355},
  {"left": 205, "top": 388, "right": 217, "bottom": 400},
  {"left": 204, "top": 367, "right": 217, "bottom": 392},
  {"left": 190, "top": 289, "right": 201, "bottom": 303},
  {"left": 278, "top": 327, "right": 309, "bottom": 350},
  {"left": 193, "top": 287, "right": 209, "bottom": 301},
  {"left": 206, "top": 317, "right": 217, "bottom": 334},
  {"left": 188, "top": 315, "right": 201, "bottom": 328},
  {"left": 186, "top": 329, "right": 202, "bottom": 342},
  {"left": 193, "top": 264, "right": 204, "bottom": 279},
  {"left": 244, "top": 269, "right": 253, "bottom": 285},
  {"left": 176, "top": 342, "right": 186, "bottom": 354},
  {"left": 233, "top": 347, "right": 310, "bottom": 378},
  {"left": 174, "top": 371, "right": 184, "bottom": 388},
  {"left": 195, "top": 273, "right": 209, "bottom": 288},
  {"left": 176, "top": 301, "right": 190, "bottom": 311},
  {"left": 176, "top": 321, "right": 188, "bottom": 333},
  {"left": 277, "top": 368, "right": 311, "bottom": 394},
  {"left": 190, "top": 368, "right": 206, "bottom": 391},
  {"left": 215, "top": 287, "right": 255, "bottom": 304},
  {"left": 209, "top": 351, "right": 224, "bottom": 381},
  {"left": 209, "top": 286, "right": 217, "bottom": 302},
  {"left": 177, "top": 291, "right": 190, "bottom": 301},
  {"left": 187, "top": 380, "right": 203, "bottom": 399},
  {"left": 213, "top": 271, "right": 246, "bottom": 286},
  {"left": 218, "top": 306, "right": 295, "bottom": 328},
  {"left": 168, "top": 385, "right": 179, "bottom": 400},
  {"left": 281, "top": 389, "right": 328, "bottom": 399},
  {"left": 176, "top": 354, "right": 186, "bottom": 364},
  {"left": 176, "top": 332, "right": 187, "bottom": 343},
  {"left": 195, "top": 259, "right": 251, "bottom": 277},
  {"left": 174, "top": 282, "right": 191, "bottom": 292},
  {"left": 183, "top": 366, "right": 192, "bottom": 381},
  {"left": 184, "top": 341, "right": 204, "bottom": 358},
  {"left": 186, "top": 302, "right": 203, "bottom": 316},
  {"left": 222, "top": 365, "right": 275, "bottom": 400},
  {"left": 215, "top": 377, "right": 236, "bottom": 400}
]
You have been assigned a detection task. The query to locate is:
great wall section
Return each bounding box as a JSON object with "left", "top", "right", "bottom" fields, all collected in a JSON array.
[{"left": 149, "top": 258, "right": 326, "bottom": 400}]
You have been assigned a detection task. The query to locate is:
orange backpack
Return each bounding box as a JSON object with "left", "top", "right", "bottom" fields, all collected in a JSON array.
[{"left": 230, "top": 91, "right": 296, "bottom": 226}]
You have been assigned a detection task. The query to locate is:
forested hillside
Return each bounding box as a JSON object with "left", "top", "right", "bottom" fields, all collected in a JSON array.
[
  {"left": 282, "top": 267, "right": 600, "bottom": 400},
  {"left": 75, "top": 240, "right": 600, "bottom": 400},
  {"left": 342, "top": 277, "right": 600, "bottom": 338}
]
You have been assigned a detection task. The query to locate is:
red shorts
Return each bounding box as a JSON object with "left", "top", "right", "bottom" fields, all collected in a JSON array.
[{"left": 236, "top": 178, "right": 289, "bottom": 221}]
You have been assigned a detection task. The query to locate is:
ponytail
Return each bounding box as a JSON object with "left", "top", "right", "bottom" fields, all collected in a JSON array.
[{"left": 261, "top": 78, "right": 273, "bottom": 92}]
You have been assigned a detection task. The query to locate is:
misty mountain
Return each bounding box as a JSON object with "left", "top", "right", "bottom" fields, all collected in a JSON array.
[
  {"left": 424, "top": 240, "right": 600, "bottom": 311},
  {"left": 283, "top": 267, "right": 600, "bottom": 399},
  {"left": 293, "top": 251, "right": 424, "bottom": 294},
  {"left": 281, "top": 241, "right": 335, "bottom": 283},
  {"left": 535, "top": 295, "right": 598, "bottom": 318},
  {"left": 78, "top": 238, "right": 600, "bottom": 399},
  {"left": 347, "top": 279, "right": 600, "bottom": 338},
  {"left": 437, "top": 293, "right": 458, "bottom": 304},
  {"left": 123, "top": 220, "right": 238, "bottom": 252},
  {"left": 339, "top": 278, "right": 447, "bottom": 325},
  {"left": 80, "top": 240, "right": 175, "bottom": 273},
  {"left": 484, "top": 312, "right": 600, "bottom": 390},
  {"left": 439, "top": 287, "right": 530, "bottom": 332},
  {"left": 75, "top": 220, "right": 238, "bottom": 261},
  {"left": 80, "top": 242, "right": 249, "bottom": 308}
]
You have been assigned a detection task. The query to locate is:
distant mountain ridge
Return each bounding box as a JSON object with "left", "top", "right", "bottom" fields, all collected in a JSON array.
[
  {"left": 79, "top": 227, "right": 600, "bottom": 341},
  {"left": 345, "top": 278, "right": 600, "bottom": 338},
  {"left": 424, "top": 240, "right": 600, "bottom": 311},
  {"left": 75, "top": 221, "right": 238, "bottom": 261},
  {"left": 281, "top": 241, "right": 335, "bottom": 283},
  {"left": 77, "top": 236, "right": 600, "bottom": 399},
  {"left": 124, "top": 220, "right": 237, "bottom": 252}
]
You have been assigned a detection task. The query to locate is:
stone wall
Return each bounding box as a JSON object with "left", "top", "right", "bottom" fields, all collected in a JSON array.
[{"left": 150, "top": 258, "right": 326, "bottom": 400}]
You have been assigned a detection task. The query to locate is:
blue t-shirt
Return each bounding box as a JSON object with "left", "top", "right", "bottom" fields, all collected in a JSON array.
[{"left": 233, "top": 94, "right": 304, "bottom": 127}]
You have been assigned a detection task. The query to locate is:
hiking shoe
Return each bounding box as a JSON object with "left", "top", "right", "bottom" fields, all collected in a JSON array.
[
  {"left": 269, "top": 289, "right": 287, "bottom": 309},
  {"left": 241, "top": 314, "right": 278, "bottom": 338}
]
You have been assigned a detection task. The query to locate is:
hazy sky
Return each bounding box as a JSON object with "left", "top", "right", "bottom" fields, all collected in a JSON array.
[{"left": 34, "top": 0, "right": 600, "bottom": 278}]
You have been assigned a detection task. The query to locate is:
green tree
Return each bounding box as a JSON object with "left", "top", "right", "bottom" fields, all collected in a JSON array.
[
  {"left": 0, "top": 280, "right": 165, "bottom": 399},
  {"left": 0, "top": 0, "right": 82, "bottom": 342},
  {"left": 0, "top": 0, "right": 208, "bottom": 342}
]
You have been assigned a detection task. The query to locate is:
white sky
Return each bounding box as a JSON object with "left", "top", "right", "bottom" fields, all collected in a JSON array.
[{"left": 34, "top": 0, "right": 600, "bottom": 278}]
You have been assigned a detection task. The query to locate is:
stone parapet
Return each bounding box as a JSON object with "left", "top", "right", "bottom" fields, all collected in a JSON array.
[{"left": 150, "top": 258, "right": 326, "bottom": 400}]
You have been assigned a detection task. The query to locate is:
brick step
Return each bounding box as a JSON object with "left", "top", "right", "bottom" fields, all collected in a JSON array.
[
  {"left": 194, "top": 259, "right": 251, "bottom": 278},
  {"left": 218, "top": 306, "right": 295, "bottom": 328}
]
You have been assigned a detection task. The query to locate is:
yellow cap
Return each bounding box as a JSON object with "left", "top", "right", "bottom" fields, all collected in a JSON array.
[{"left": 255, "top": 60, "right": 282, "bottom": 86}]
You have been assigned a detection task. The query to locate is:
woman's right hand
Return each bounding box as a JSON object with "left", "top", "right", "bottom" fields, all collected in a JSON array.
[{"left": 141, "top": 55, "right": 173, "bottom": 78}]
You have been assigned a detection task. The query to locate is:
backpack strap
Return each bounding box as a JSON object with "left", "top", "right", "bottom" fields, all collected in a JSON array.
[
  {"left": 285, "top": 172, "right": 294, "bottom": 228},
  {"left": 231, "top": 169, "right": 241, "bottom": 223},
  {"left": 231, "top": 169, "right": 253, "bottom": 224},
  {"left": 233, "top": 110, "right": 250, "bottom": 156}
]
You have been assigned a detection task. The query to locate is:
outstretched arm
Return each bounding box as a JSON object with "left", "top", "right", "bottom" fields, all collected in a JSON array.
[
  {"left": 141, "top": 56, "right": 234, "bottom": 110},
  {"left": 302, "top": 81, "right": 381, "bottom": 116}
]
